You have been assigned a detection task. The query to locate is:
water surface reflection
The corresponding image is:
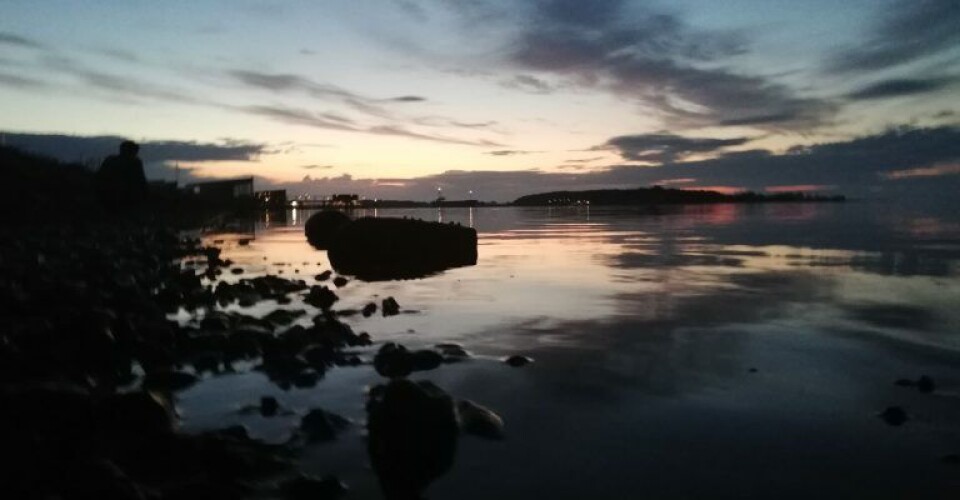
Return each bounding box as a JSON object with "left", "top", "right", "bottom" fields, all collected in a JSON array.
[{"left": 180, "top": 202, "right": 960, "bottom": 499}]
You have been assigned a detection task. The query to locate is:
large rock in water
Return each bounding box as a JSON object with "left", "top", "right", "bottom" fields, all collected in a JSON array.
[
  {"left": 326, "top": 217, "right": 477, "bottom": 280},
  {"left": 304, "top": 211, "right": 352, "bottom": 249}
]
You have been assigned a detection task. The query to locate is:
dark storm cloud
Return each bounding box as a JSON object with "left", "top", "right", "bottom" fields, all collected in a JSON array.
[
  {"left": 0, "top": 32, "right": 43, "bottom": 49},
  {"left": 505, "top": 0, "right": 832, "bottom": 129},
  {"left": 846, "top": 77, "right": 956, "bottom": 100},
  {"left": 598, "top": 133, "right": 751, "bottom": 163},
  {"left": 0, "top": 132, "right": 266, "bottom": 163},
  {"left": 830, "top": 0, "right": 960, "bottom": 73}
]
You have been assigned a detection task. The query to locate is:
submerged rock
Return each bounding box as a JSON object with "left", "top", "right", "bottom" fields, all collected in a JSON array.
[
  {"left": 362, "top": 302, "right": 377, "bottom": 317},
  {"left": 332, "top": 276, "right": 349, "bottom": 288}
]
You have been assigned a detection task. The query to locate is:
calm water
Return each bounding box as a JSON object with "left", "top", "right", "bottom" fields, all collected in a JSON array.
[{"left": 179, "top": 203, "right": 960, "bottom": 499}]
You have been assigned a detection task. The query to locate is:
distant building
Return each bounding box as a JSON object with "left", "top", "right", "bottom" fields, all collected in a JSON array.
[
  {"left": 184, "top": 177, "right": 254, "bottom": 207},
  {"left": 330, "top": 194, "right": 359, "bottom": 207},
  {"left": 255, "top": 189, "right": 287, "bottom": 210}
]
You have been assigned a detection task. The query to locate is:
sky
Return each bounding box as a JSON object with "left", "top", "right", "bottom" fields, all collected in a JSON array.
[{"left": 1, "top": 0, "right": 958, "bottom": 202}]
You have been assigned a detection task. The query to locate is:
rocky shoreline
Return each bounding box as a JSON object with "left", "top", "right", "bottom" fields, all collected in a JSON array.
[{"left": 0, "top": 214, "right": 517, "bottom": 499}]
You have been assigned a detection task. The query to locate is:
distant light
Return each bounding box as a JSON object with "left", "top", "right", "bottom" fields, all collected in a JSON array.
[{"left": 291, "top": 201, "right": 299, "bottom": 207}]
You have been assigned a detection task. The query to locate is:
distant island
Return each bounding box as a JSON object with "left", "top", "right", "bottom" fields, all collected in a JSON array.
[{"left": 512, "top": 186, "right": 845, "bottom": 207}]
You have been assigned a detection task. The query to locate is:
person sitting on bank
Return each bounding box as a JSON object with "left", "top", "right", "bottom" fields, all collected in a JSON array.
[{"left": 97, "top": 140, "right": 147, "bottom": 209}]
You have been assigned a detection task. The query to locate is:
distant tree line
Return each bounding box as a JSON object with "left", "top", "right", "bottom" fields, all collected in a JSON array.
[{"left": 512, "top": 186, "right": 845, "bottom": 206}]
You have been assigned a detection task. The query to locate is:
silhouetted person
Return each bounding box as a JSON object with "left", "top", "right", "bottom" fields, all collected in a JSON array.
[{"left": 97, "top": 140, "right": 147, "bottom": 211}]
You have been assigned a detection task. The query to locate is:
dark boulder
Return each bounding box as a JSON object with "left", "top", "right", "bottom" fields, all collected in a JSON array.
[
  {"left": 332, "top": 276, "right": 349, "bottom": 288},
  {"left": 362, "top": 302, "right": 377, "bottom": 317},
  {"left": 382, "top": 297, "right": 400, "bottom": 317},
  {"left": 367, "top": 379, "right": 458, "bottom": 500},
  {"left": 374, "top": 343, "right": 413, "bottom": 378},
  {"left": 304, "top": 211, "right": 352, "bottom": 249},
  {"left": 327, "top": 217, "right": 477, "bottom": 280}
]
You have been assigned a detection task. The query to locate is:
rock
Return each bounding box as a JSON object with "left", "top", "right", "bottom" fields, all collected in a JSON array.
[
  {"left": 504, "top": 355, "right": 533, "bottom": 367},
  {"left": 260, "top": 396, "right": 279, "bottom": 417},
  {"left": 436, "top": 343, "right": 470, "bottom": 361},
  {"left": 304, "top": 211, "right": 352, "bottom": 249},
  {"left": 231, "top": 267, "right": 244, "bottom": 275},
  {"left": 142, "top": 370, "right": 199, "bottom": 392},
  {"left": 917, "top": 375, "right": 935, "bottom": 393},
  {"left": 374, "top": 343, "right": 413, "bottom": 378},
  {"left": 382, "top": 297, "right": 400, "bottom": 317},
  {"left": 304, "top": 286, "right": 339, "bottom": 310},
  {"left": 879, "top": 406, "right": 908, "bottom": 426},
  {"left": 367, "top": 380, "right": 458, "bottom": 500},
  {"left": 315, "top": 270, "right": 332, "bottom": 282},
  {"left": 332, "top": 276, "right": 349, "bottom": 288},
  {"left": 281, "top": 474, "right": 348, "bottom": 500},
  {"left": 411, "top": 350, "right": 444, "bottom": 371},
  {"left": 361, "top": 302, "right": 377, "bottom": 317},
  {"left": 300, "top": 408, "right": 350, "bottom": 442},
  {"left": 457, "top": 399, "right": 505, "bottom": 440},
  {"left": 264, "top": 308, "right": 306, "bottom": 326},
  {"left": 327, "top": 217, "right": 478, "bottom": 280}
]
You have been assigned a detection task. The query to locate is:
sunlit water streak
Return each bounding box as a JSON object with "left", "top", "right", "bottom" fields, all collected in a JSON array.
[{"left": 178, "top": 203, "right": 960, "bottom": 499}]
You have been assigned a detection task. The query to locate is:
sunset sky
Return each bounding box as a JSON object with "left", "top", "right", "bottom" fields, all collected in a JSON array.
[{"left": 1, "top": 0, "right": 958, "bottom": 202}]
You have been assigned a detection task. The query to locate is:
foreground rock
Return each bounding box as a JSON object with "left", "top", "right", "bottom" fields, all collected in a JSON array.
[{"left": 367, "top": 380, "right": 458, "bottom": 500}]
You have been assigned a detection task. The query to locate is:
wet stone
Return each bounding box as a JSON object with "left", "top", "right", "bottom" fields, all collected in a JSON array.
[
  {"left": 315, "top": 270, "right": 332, "bottom": 282},
  {"left": 504, "top": 355, "right": 533, "bottom": 367},
  {"left": 382, "top": 297, "right": 400, "bottom": 317},
  {"left": 362, "top": 302, "right": 377, "bottom": 317},
  {"left": 333, "top": 276, "right": 349, "bottom": 288},
  {"left": 879, "top": 406, "right": 908, "bottom": 426},
  {"left": 261, "top": 396, "right": 279, "bottom": 417}
]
